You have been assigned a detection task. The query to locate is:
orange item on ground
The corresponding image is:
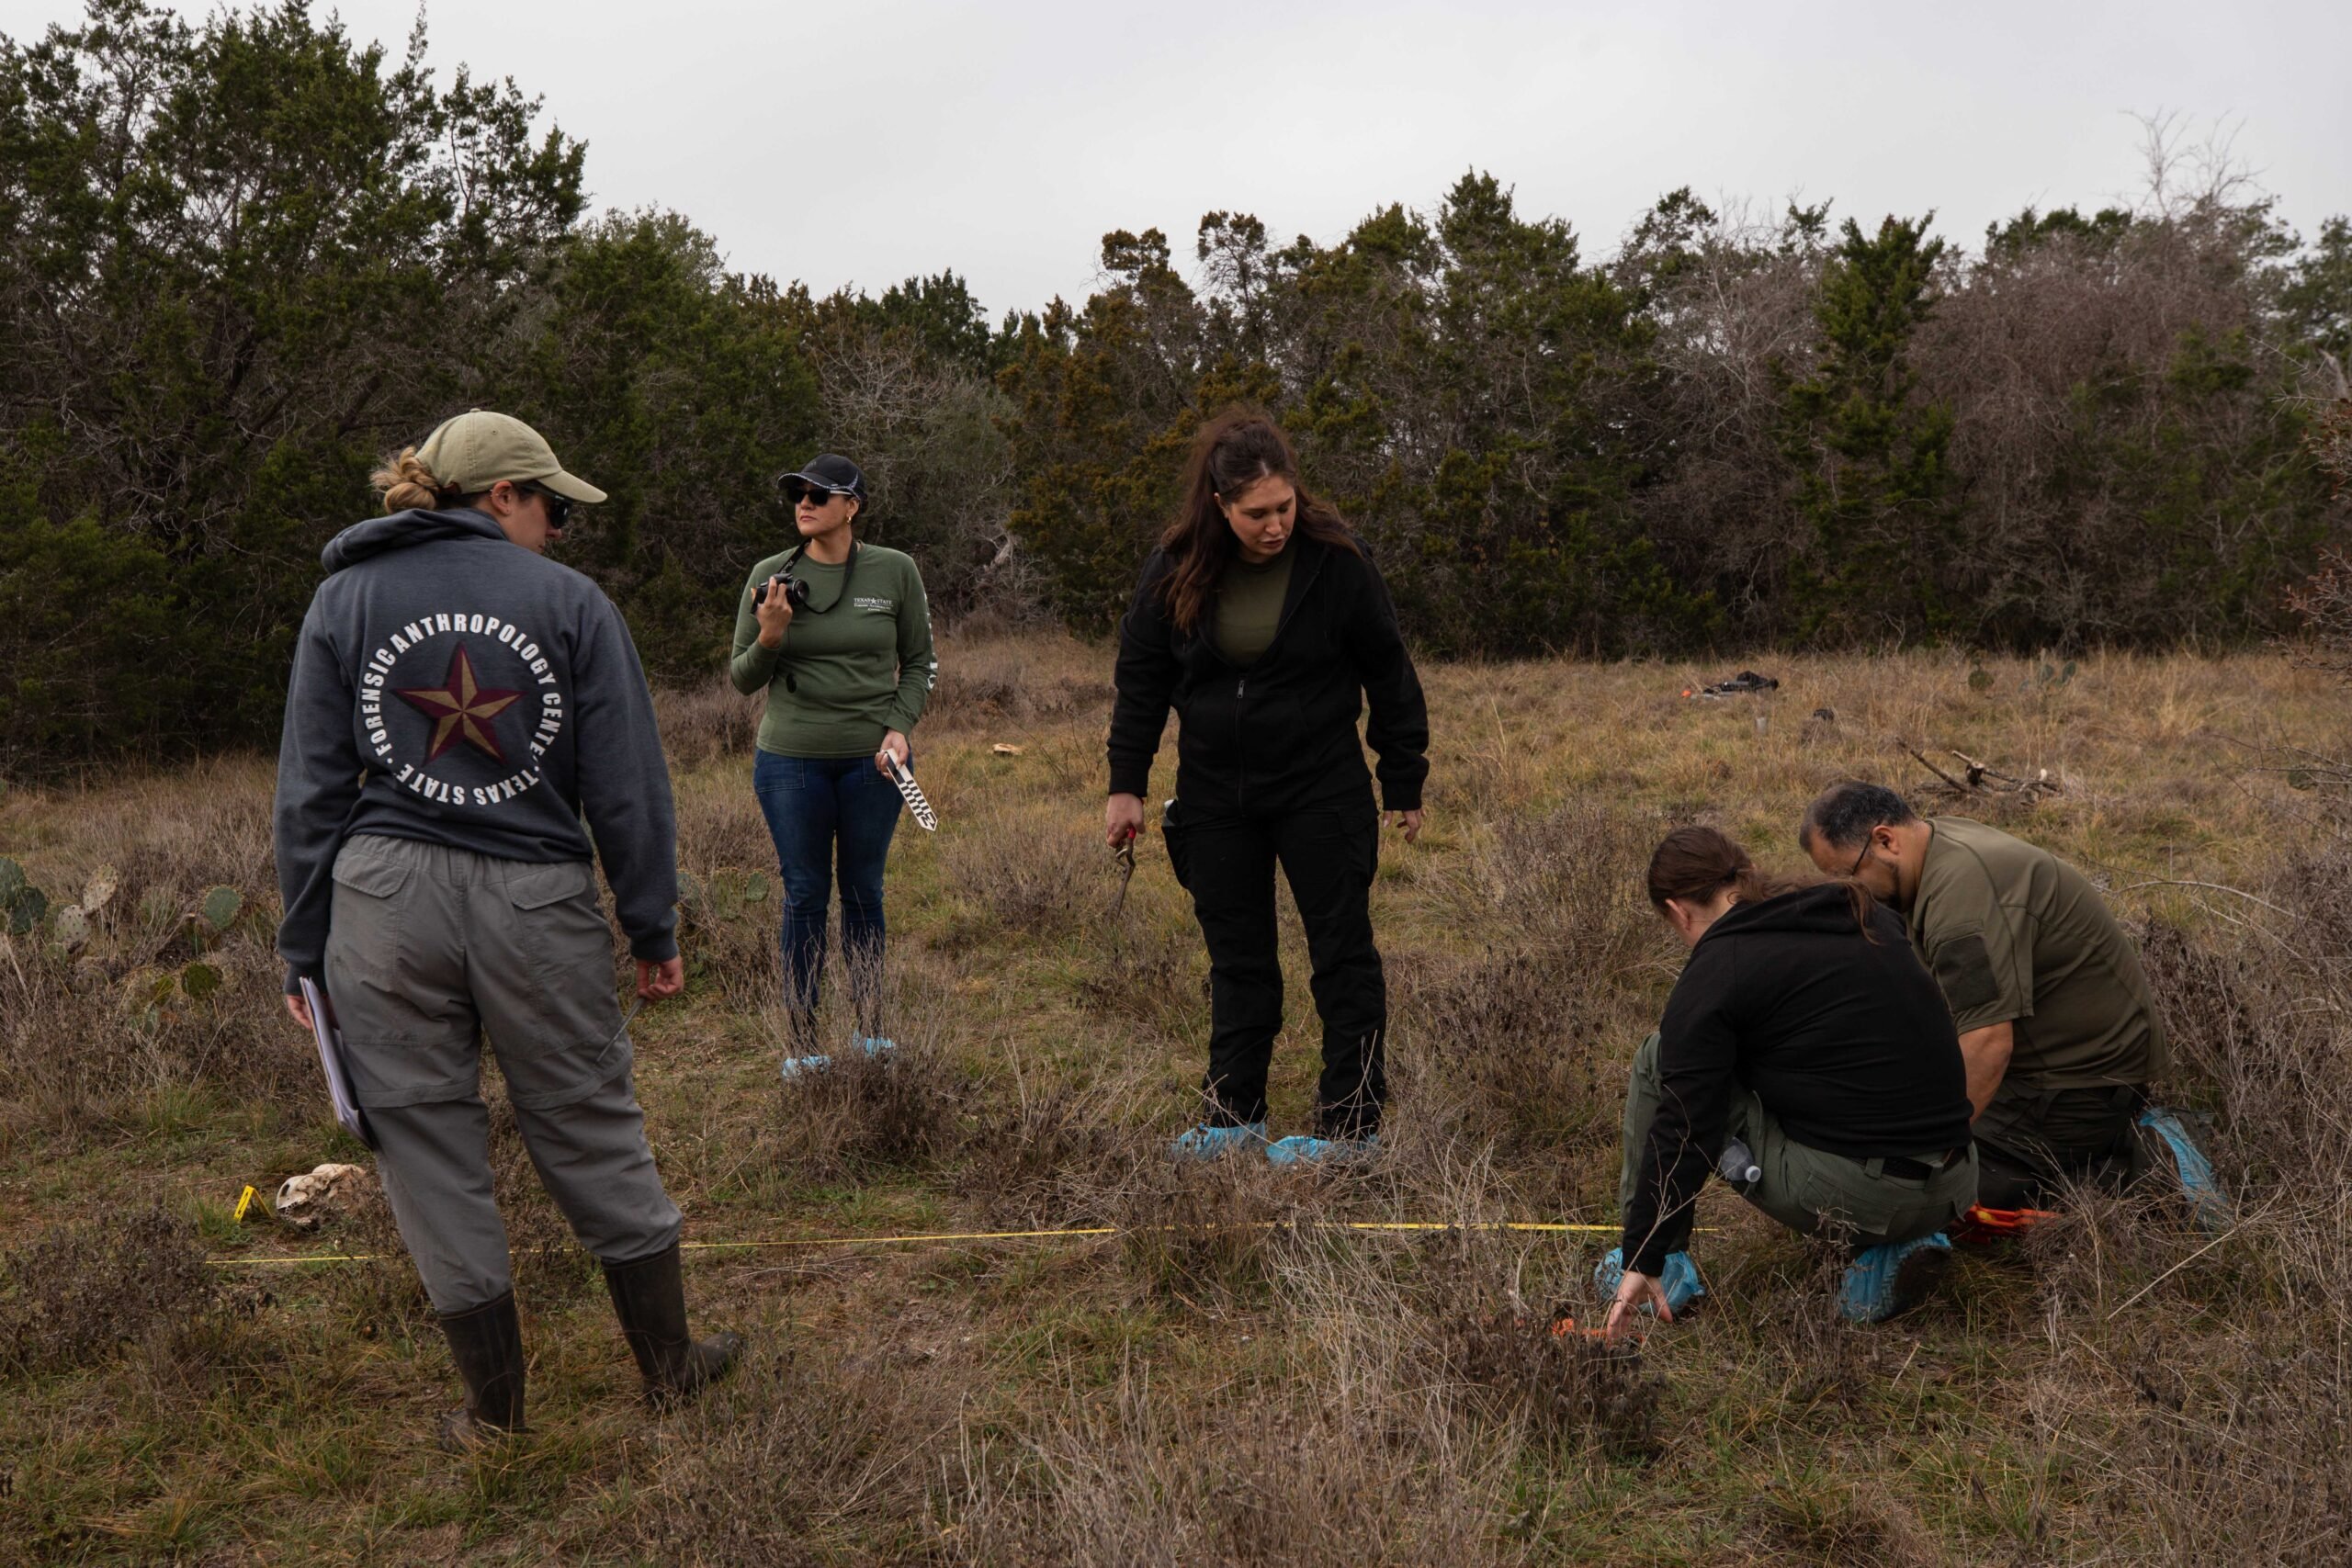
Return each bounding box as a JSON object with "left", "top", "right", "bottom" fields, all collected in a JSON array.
[
  {"left": 1548, "top": 1314, "right": 1641, "bottom": 1345},
  {"left": 1951, "top": 1203, "right": 2058, "bottom": 1245}
]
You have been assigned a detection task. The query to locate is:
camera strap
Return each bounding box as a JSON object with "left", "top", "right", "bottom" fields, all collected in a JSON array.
[{"left": 773, "top": 538, "right": 860, "bottom": 694}]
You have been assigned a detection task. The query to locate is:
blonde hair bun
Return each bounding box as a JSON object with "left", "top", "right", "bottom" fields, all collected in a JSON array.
[{"left": 370, "top": 447, "right": 455, "bottom": 514}]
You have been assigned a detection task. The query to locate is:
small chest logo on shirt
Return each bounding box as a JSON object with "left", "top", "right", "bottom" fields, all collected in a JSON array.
[
  {"left": 853, "top": 596, "right": 895, "bottom": 614},
  {"left": 358, "top": 613, "right": 567, "bottom": 808}
]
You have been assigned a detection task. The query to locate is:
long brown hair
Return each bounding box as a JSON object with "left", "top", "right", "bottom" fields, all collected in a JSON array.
[
  {"left": 1158, "top": 408, "right": 1360, "bottom": 634},
  {"left": 1645, "top": 825, "right": 1878, "bottom": 936}
]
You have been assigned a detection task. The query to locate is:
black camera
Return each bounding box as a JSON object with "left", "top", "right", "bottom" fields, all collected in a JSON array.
[{"left": 755, "top": 575, "right": 811, "bottom": 611}]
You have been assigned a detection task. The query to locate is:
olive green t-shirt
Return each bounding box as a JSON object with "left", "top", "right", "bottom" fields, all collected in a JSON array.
[
  {"left": 1906, "top": 817, "right": 2169, "bottom": 1088},
  {"left": 1213, "top": 542, "right": 1295, "bottom": 666},
  {"left": 727, "top": 543, "right": 936, "bottom": 759}
]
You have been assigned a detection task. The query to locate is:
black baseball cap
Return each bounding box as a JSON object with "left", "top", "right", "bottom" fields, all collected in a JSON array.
[{"left": 777, "top": 453, "right": 866, "bottom": 502}]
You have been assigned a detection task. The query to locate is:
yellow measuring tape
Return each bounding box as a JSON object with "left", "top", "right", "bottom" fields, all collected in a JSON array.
[{"left": 207, "top": 1218, "right": 1650, "bottom": 1268}]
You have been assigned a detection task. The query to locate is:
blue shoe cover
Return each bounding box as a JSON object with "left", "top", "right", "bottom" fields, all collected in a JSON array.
[
  {"left": 1264, "top": 1133, "right": 1380, "bottom": 1167},
  {"left": 1170, "top": 1122, "right": 1266, "bottom": 1159},
  {"left": 777, "top": 1052, "right": 832, "bottom": 1081},
  {"left": 1592, "top": 1247, "right": 1705, "bottom": 1314},
  {"left": 1838, "top": 1232, "right": 1952, "bottom": 1324},
  {"left": 849, "top": 1034, "right": 897, "bottom": 1059},
  {"left": 2140, "top": 1108, "right": 2232, "bottom": 1234}
]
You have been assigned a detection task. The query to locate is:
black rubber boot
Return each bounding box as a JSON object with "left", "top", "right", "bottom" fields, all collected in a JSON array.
[
  {"left": 602, "top": 1243, "right": 744, "bottom": 1406},
  {"left": 435, "top": 1292, "right": 526, "bottom": 1450}
]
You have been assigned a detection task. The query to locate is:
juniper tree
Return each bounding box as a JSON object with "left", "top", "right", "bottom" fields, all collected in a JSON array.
[
  {"left": 0, "top": 0, "right": 583, "bottom": 765},
  {"left": 1780, "top": 215, "right": 1956, "bottom": 644}
]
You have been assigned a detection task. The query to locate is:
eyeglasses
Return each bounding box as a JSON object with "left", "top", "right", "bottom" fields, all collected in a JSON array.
[
  {"left": 786, "top": 481, "right": 849, "bottom": 507},
  {"left": 517, "top": 482, "right": 572, "bottom": 532},
  {"left": 1848, "top": 838, "right": 1874, "bottom": 877}
]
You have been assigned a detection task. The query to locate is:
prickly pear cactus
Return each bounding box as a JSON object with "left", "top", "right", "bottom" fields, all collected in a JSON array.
[
  {"left": 709, "top": 868, "right": 773, "bottom": 920},
  {"left": 2, "top": 859, "right": 47, "bottom": 937},
  {"left": 675, "top": 870, "right": 707, "bottom": 926},
  {"left": 199, "top": 886, "right": 243, "bottom": 934}
]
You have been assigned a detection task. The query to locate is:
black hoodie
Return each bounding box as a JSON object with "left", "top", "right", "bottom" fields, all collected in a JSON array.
[
  {"left": 1622, "top": 884, "right": 1973, "bottom": 1273},
  {"left": 272, "top": 508, "right": 678, "bottom": 992},
  {"left": 1106, "top": 533, "right": 1429, "bottom": 817}
]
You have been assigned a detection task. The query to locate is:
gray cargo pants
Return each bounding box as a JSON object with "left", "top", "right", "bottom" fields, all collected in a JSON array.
[
  {"left": 324, "top": 834, "right": 682, "bottom": 1314},
  {"left": 1618, "top": 1032, "right": 1976, "bottom": 1256}
]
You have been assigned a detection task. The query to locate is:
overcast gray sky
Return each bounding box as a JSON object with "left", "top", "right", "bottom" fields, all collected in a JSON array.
[{"left": 14, "top": 1, "right": 2351, "bottom": 318}]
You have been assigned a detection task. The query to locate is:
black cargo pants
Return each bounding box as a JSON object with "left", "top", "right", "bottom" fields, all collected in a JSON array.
[
  {"left": 1973, "top": 1077, "right": 2147, "bottom": 1209},
  {"left": 1165, "top": 791, "right": 1385, "bottom": 1139}
]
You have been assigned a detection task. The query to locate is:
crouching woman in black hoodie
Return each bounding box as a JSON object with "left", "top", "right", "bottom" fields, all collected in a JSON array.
[
  {"left": 1105, "top": 410, "right": 1429, "bottom": 1165},
  {"left": 1603, "top": 827, "right": 1978, "bottom": 1339}
]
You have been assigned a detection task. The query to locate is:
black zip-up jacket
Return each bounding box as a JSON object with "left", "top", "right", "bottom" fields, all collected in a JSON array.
[
  {"left": 1622, "top": 885, "right": 1973, "bottom": 1274},
  {"left": 1107, "top": 532, "right": 1428, "bottom": 817}
]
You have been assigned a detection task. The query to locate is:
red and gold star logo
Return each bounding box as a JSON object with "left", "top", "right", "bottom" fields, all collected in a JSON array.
[{"left": 396, "top": 645, "right": 521, "bottom": 764}]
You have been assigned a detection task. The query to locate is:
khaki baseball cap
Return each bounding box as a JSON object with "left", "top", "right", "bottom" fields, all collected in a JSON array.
[{"left": 415, "top": 410, "right": 607, "bottom": 503}]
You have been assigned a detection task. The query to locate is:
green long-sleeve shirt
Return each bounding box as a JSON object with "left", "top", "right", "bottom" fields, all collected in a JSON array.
[{"left": 728, "top": 543, "right": 936, "bottom": 759}]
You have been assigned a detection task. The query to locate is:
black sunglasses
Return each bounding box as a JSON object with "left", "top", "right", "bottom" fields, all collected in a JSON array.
[
  {"left": 516, "top": 482, "right": 572, "bottom": 531},
  {"left": 785, "top": 480, "right": 849, "bottom": 506}
]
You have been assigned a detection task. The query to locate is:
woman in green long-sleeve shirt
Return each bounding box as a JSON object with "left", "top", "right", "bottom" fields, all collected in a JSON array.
[{"left": 729, "top": 454, "right": 936, "bottom": 1075}]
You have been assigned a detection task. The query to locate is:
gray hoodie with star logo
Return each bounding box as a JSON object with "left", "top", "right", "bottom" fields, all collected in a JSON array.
[{"left": 273, "top": 507, "right": 678, "bottom": 993}]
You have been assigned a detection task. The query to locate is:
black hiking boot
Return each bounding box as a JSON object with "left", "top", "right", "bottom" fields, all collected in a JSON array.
[
  {"left": 435, "top": 1291, "right": 527, "bottom": 1451},
  {"left": 602, "top": 1243, "right": 744, "bottom": 1406}
]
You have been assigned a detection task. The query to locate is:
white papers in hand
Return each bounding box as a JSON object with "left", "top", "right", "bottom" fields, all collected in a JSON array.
[{"left": 298, "top": 977, "right": 378, "bottom": 1149}]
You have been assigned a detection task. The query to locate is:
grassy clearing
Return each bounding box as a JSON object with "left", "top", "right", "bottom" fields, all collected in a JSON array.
[{"left": 3, "top": 636, "right": 2349, "bottom": 1563}]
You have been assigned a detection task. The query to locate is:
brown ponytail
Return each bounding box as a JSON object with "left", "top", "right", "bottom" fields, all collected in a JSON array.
[
  {"left": 370, "top": 446, "right": 466, "bottom": 514},
  {"left": 1644, "top": 825, "right": 1879, "bottom": 937}
]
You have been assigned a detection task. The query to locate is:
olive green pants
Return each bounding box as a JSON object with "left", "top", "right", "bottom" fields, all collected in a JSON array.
[
  {"left": 323, "top": 835, "right": 682, "bottom": 1314},
  {"left": 1618, "top": 1032, "right": 1976, "bottom": 1255}
]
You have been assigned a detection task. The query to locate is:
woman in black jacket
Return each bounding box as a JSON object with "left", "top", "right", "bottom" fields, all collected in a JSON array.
[
  {"left": 1105, "top": 410, "right": 1429, "bottom": 1164},
  {"left": 1602, "top": 827, "right": 1978, "bottom": 1339}
]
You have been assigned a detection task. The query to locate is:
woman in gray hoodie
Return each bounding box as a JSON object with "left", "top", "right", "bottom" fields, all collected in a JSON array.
[{"left": 273, "top": 410, "right": 739, "bottom": 1449}]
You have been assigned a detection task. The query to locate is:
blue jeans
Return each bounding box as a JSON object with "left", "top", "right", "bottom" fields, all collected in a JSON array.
[{"left": 752, "top": 750, "right": 902, "bottom": 1041}]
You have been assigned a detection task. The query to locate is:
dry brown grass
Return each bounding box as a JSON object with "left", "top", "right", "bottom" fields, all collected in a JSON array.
[{"left": 4, "top": 639, "right": 2352, "bottom": 1562}]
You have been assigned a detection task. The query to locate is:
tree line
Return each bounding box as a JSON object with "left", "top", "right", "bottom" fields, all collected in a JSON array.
[{"left": 4, "top": 2, "right": 2347, "bottom": 773}]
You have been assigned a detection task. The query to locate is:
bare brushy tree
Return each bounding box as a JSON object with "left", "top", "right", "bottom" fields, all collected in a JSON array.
[
  {"left": 803, "top": 320, "right": 1028, "bottom": 623},
  {"left": 2131, "top": 108, "right": 2266, "bottom": 225},
  {"left": 2289, "top": 352, "right": 2352, "bottom": 500},
  {"left": 1616, "top": 195, "right": 1833, "bottom": 637}
]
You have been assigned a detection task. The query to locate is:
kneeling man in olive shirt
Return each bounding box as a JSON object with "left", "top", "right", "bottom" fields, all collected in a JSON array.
[{"left": 1798, "top": 782, "right": 2168, "bottom": 1209}]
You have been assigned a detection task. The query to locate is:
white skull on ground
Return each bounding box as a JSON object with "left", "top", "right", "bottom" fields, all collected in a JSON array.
[{"left": 274, "top": 1162, "right": 375, "bottom": 1230}]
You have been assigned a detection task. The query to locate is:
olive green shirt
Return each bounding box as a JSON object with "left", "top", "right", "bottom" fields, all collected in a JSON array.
[
  {"left": 1906, "top": 817, "right": 2169, "bottom": 1089},
  {"left": 1213, "top": 542, "right": 1295, "bottom": 666},
  {"left": 727, "top": 544, "right": 935, "bottom": 759}
]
